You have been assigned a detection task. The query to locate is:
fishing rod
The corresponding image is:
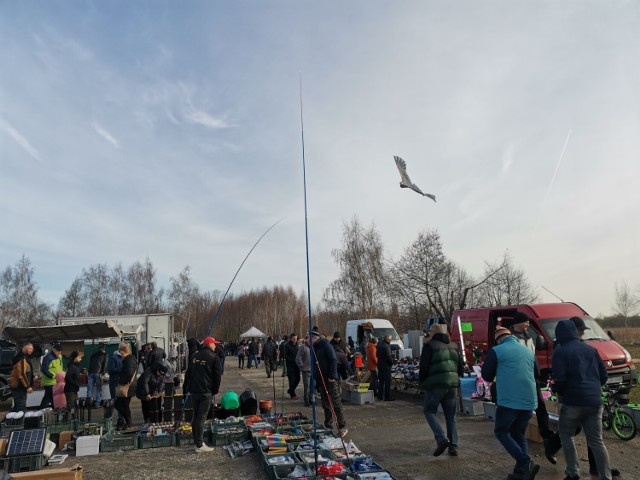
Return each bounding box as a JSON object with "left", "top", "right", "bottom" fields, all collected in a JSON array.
[
  {"left": 206, "top": 217, "right": 285, "bottom": 335},
  {"left": 299, "top": 75, "right": 321, "bottom": 473}
]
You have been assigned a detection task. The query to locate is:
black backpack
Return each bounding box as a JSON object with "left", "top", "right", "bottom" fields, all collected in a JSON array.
[{"left": 239, "top": 388, "right": 257, "bottom": 415}]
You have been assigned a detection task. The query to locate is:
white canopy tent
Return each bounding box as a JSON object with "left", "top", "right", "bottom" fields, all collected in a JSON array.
[{"left": 239, "top": 326, "right": 266, "bottom": 339}]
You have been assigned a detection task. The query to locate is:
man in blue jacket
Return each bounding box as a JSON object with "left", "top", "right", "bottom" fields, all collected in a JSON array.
[
  {"left": 482, "top": 326, "right": 539, "bottom": 480},
  {"left": 552, "top": 319, "right": 611, "bottom": 480}
]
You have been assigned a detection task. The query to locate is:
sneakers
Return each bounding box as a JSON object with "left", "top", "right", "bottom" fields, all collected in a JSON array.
[
  {"left": 448, "top": 448, "right": 458, "bottom": 456},
  {"left": 194, "top": 444, "right": 214, "bottom": 453},
  {"left": 338, "top": 428, "right": 348, "bottom": 438},
  {"left": 433, "top": 439, "right": 449, "bottom": 457}
]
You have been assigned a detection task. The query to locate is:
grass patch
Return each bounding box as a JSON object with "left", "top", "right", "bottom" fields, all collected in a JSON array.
[{"left": 621, "top": 343, "right": 640, "bottom": 404}]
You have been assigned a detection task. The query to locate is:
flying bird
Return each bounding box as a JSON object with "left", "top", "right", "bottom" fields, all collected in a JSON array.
[{"left": 394, "top": 155, "right": 436, "bottom": 202}]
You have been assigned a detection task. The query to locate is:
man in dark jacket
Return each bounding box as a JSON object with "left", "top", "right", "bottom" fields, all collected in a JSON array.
[
  {"left": 311, "top": 331, "right": 348, "bottom": 437},
  {"left": 262, "top": 337, "right": 278, "bottom": 378},
  {"left": 9, "top": 343, "right": 34, "bottom": 412},
  {"left": 330, "top": 331, "right": 351, "bottom": 356},
  {"left": 136, "top": 362, "right": 167, "bottom": 423},
  {"left": 419, "top": 323, "right": 463, "bottom": 457},
  {"left": 184, "top": 336, "right": 222, "bottom": 453},
  {"left": 145, "top": 341, "right": 165, "bottom": 368},
  {"left": 334, "top": 346, "right": 353, "bottom": 380},
  {"left": 87, "top": 343, "right": 107, "bottom": 407},
  {"left": 284, "top": 334, "right": 300, "bottom": 398},
  {"left": 553, "top": 319, "right": 611, "bottom": 480},
  {"left": 376, "top": 335, "right": 395, "bottom": 401}
]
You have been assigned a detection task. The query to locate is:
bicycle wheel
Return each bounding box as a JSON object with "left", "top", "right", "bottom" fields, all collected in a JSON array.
[
  {"left": 602, "top": 407, "right": 612, "bottom": 430},
  {"left": 612, "top": 410, "right": 637, "bottom": 441}
]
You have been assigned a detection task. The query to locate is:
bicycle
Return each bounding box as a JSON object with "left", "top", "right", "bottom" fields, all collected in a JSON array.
[{"left": 601, "top": 385, "right": 637, "bottom": 441}]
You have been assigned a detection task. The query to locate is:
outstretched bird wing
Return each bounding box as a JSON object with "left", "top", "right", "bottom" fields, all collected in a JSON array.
[{"left": 393, "top": 155, "right": 436, "bottom": 202}]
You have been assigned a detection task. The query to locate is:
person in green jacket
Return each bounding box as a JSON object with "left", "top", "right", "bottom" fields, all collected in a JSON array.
[
  {"left": 419, "top": 323, "right": 464, "bottom": 457},
  {"left": 39, "top": 343, "right": 65, "bottom": 408}
]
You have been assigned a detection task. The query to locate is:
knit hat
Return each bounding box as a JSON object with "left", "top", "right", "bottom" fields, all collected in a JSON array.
[
  {"left": 429, "top": 323, "right": 448, "bottom": 335},
  {"left": 333, "top": 331, "right": 341, "bottom": 338},
  {"left": 310, "top": 331, "right": 321, "bottom": 338},
  {"left": 494, "top": 326, "right": 511, "bottom": 343}
]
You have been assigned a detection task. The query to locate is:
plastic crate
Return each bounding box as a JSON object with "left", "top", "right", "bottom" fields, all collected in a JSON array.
[
  {"left": 0, "top": 423, "right": 24, "bottom": 438},
  {"left": 175, "top": 428, "right": 212, "bottom": 447},
  {"left": 7, "top": 454, "right": 45, "bottom": 473},
  {"left": 263, "top": 451, "right": 300, "bottom": 467},
  {"left": 137, "top": 434, "right": 176, "bottom": 449},
  {"left": 212, "top": 429, "right": 250, "bottom": 446},
  {"left": 272, "top": 463, "right": 312, "bottom": 480},
  {"left": 483, "top": 402, "right": 497, "bottom": 421},
  {"left": 45, "top": 419, "right": 77, "bottom": 435},
  {"left": 100, "top": 433, "right": 138, "bottom": 452},
  {"left": 461, "top": 398, "right": 484, "bottom": 416}
]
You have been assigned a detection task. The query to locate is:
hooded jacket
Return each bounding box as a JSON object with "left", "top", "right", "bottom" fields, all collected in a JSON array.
[
  {"left": 136, "top": 366, "right": 165, "bottom": 400},
  {"left": 184, "top": 347, "right": 221, "bottom": 396},
  {"left": 53, "top": 371, "right": 67, "bottom": 409},
  {"left": 9, "top": 351, "right": 33, "bottom": 391},
  {"left": 366, "top": 342, "right": 378, "bottom": 371},
  {"left": 552, "top": 319, "right": 607, "bottom": 407},
  {"left": 418, "top": 332, "right": 463, "bottom": 390},
  {"left": 40, "top": 351, "right": 64, "bottom": 387},
  {"left": 65, "top": 355, "right": 82, "bottom": 394}
]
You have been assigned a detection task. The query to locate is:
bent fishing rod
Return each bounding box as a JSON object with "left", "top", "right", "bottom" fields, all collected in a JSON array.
[{"left": 206, "top": 216, "right": 285, "bottom": 336}]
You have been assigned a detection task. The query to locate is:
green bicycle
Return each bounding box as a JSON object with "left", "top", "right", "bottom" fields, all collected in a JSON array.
[{"left": 601, "top": 385, "right": 637, "bottom": 441}]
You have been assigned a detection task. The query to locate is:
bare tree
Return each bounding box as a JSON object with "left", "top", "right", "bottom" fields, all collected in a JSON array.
[
  {"left": 83, "top": 264, "right": 111, "bottom": 316},
  {"left": 473, "top": 252, "right": 537, "bottom": 308},
  {"left": 614, "top": 281, "right": 638, "bottom": 328},
  {"left": 57, "top": 278, "right": 86, "bottom": 318},
  {"left": 323, "top": 216, "right": 388, "bottom": 318},
  {"left": 168, "top": 266, "right": 200, "bottom": 335}
]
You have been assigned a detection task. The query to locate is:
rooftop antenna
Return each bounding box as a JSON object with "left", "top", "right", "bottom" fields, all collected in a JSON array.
[{"left": 540, "top": 285, "right": 565, "bottom": 303}]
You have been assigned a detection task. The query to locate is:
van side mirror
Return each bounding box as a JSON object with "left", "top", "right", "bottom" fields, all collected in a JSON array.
[
  {"left": 607, "top": 330, "right": 616, "bottom": 341},
  {"left": 536, "top": 336, "right": 548, "bottom": 350}
]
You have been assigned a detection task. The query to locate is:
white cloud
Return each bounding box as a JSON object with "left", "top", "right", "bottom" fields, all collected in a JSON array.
[
  {"left": 0, "top": 117, "right": 43, "bottom": 163},
  {"left": 92, "top": 123, "right": 120, "bottom": 149}
]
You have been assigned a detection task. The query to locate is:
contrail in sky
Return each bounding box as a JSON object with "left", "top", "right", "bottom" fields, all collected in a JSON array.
[{"left": 536, "top": 129, "right": 572, "bottom": 229}]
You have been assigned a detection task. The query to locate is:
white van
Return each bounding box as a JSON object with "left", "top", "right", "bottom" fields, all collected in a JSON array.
[{"left": 345, "top": 319, "right": 404, "bottom": 351}]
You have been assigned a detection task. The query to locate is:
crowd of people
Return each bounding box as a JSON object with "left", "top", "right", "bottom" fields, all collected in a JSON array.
[{"left": 4, "top": 320, "right": 625, "bottom": 478}]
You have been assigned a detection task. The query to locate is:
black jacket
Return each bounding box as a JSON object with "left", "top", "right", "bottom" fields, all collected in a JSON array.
[
  {"left": 146, "top": 347, "right": 165, "bottom": 368},
  {"left": 263, "top": 341, "right": 278, "bottom": 361},
  {"left": 88, "top": 350, "right": 107, "bottom": 375},
  {"left": 184, "top": 348, "right": 222, "bottom": 396},
  {"left": 247, "top": 341, "right": 259, "bottom": 356},
  {"left": 64, "top": 362, "right": 81, "bottom": 394},
  {"left": 376, "top": 341, "right": 394, "bottom": 369},
  {"left": 312, "top": 338, "right": 339, "bottom": 382},
  {"left": 336, "top": 350, "right": 353, "bottom": 380},
  {"left": 136, "top": 367, "right": 165, "bottom": 399},
  {"left": 284, "top": 341, "right": 299, "bottom": 366},
  {"left": 118, "top": 355, "right": 138, "bottom": 385}
]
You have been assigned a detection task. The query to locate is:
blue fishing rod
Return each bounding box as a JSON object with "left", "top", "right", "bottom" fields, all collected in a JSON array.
[
  {"left": 205, "top": 217, "right": 285, "bottom": 336},
  {"left": 298, "top": 76, "right": 320, "bottom": 472}
]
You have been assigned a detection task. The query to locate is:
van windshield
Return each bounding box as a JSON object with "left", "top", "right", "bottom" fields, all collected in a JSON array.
[
  {"left": 372, "top": 328, "right": 400, "bottom": 341},
  {"left": 540, "top": 317, "right": 609, "bottom": 342}
]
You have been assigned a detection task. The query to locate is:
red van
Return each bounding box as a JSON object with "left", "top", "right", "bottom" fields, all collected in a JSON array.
[{"left": 449, "top": 302, "right": 637, "bottom": 393}]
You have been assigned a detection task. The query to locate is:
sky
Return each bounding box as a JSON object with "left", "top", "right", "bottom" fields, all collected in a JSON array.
[{"left": 1, "top": 1, "right": 639, "bottom": 318}]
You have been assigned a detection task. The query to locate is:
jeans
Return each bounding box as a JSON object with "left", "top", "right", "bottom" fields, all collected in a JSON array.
[
  {"left": 378, "top": 367, "right": 392, "bottom": 400},
  {"left": 141, "top": 398, "right": 161, "bottom": 423},
  {"left": 264, "top": 359, "right": 276, "bottom": 377},
  {"left": 423, "top": 387, "right": 458, "bottom": 448},
  {"left": 238, "top": 355, "right": 245, "bottom": 369},
  {"left": 559, "top": 404, "right": 611, "bottom": 480},
  {"left": 65, "top": 392, "right": 78, "bottom": 416},
  {"left": 494, "top": 406, "right": 533, "bottom": 475},
  {"left": 87, "top": 373, "right": 103, "bottom": 404},
  {"left": 301, "top": 370, "right": 311, "bottom": 405},
  {"left": 191, "top": 393, "right": 213, "bottom": 448},
  {"left": 247, "top": 354, "right": 257, "bottom": 368},
  {"left": 108, "top": 375, "right": 120, "bottom": 400},
  {"left": 320, "top": 381, "right": 346, "bottom": 429}
]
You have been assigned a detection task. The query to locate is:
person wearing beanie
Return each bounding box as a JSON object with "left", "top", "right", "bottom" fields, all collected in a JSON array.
[
  {"left": 330, "top": 331, "right": 351, "bottom": 356},
  {"left": 482, "top": 326, "right": 539, "bottom": 480},
  {"left": 419, "top": 322, "right": 463, "bottom": 457},
  {"left": 64, "top": 351, "right": 84, "bottom": 416}
]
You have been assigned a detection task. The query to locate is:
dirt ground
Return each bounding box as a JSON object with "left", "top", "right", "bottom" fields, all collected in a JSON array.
[{"left": 7, "top": 360, "right": 640, "bottom": 480}]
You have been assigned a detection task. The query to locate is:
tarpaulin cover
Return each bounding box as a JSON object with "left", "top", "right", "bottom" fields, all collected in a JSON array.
[{"left": 2, "top": 320, "right": 123, "bottom": 344}]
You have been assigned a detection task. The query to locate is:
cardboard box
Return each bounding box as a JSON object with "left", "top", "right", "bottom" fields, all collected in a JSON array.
[
  {"left": 526, "top": 417, "right": 544, "bottom": 443},
  {"left": 58, "top": 431, "right": 74, "bottom": 450},
  {"left": 0, "top": 438, "right": 7, "bottom": 456},
  {"left": 75, "top": 435, "right": 100, "bottom": 456},
  {"left": 11, "top": 464, "right": 83, "bottom": 479}
]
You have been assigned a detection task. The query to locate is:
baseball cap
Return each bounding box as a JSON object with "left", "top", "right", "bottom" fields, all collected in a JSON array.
[
  {"left": 569, "top": 316, "right": 590, "bottom": 331},
  {"left": 202, "top": 337, "right": 221, "bottom": 346}
]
